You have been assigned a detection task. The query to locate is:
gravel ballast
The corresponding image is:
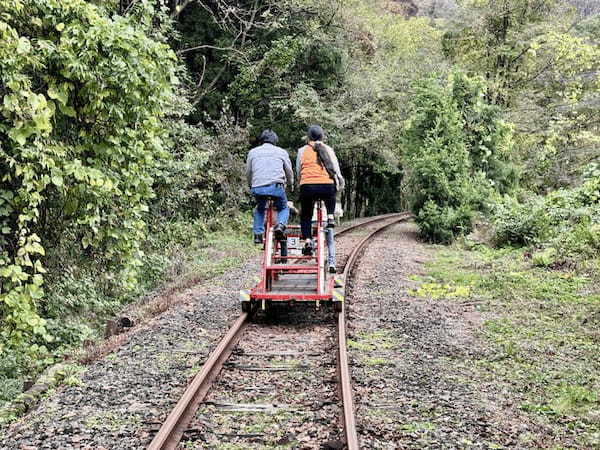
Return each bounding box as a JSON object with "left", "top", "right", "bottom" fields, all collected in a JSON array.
[{"left": 1, "top": 258, "right": 260, "bottom": 450}]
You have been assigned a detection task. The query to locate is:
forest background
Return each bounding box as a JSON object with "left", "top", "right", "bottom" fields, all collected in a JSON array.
[{"left": 0, "top": 0, "right": 599, "bottom": 421}]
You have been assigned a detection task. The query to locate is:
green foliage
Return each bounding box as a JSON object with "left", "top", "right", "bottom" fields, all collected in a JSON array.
[
  {"left": 492, "top": 177, "right": 600, "bottom": 259},
  {"left": 403, "top": 71, "right": 515, "bottom": 242},
  {"left": 175, "top": 0, "right": 348, "bottom": 147},
  {"left": 417, "top": 201, "right": 474, "bottom": 244},
  {"left": 423, "top": 246, "right": 600, "bottom": 446},
  {"left": 491, "top": 196, "right": 551, "bottom": 246},
  {"left": 0, "top": 0, "right": 176, "bottom": 361},
  {"left": 444, "top": 0, "right": 600, "bottom": 191}
]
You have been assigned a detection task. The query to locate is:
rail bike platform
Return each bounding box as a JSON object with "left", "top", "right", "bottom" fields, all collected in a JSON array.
[{"left": 240, "top": 199, "right": 344, "bottom": 312}]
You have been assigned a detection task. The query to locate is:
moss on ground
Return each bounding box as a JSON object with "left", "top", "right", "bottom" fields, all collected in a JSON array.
[
  {"left": 413, "top": 244, "right": 600, "bottom": 446},
  {"left": 84, "top": 411, "right": 141, "bottom": 431},
  {"left": 348, "top": 330, "right": 399, "bottom": 354},
  {"left": 190, "top": 407, "right": 300, "bottom": 448}
]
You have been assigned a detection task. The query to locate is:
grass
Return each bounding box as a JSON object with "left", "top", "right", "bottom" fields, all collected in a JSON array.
[{"left": 412, "top": 243, "right": 600, "bottom": 446}]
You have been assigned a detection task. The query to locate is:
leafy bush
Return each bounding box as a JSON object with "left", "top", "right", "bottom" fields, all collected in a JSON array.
[
  {"left": 492, "top": 196, "right": 551, "bottom": 246},
  {"left": 417, "top": 201, "right": 474, "bottom": 244},
  {"left": 0, "top": 0, "right": 176, "bottom": 362},
  {"left": 492, "top": 178, "right": 600, "bottom": 259}
]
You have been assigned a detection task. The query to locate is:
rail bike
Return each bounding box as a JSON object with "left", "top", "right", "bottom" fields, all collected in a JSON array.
[{"left": 240, "top": 197, "right": 344, "bottom": 312}]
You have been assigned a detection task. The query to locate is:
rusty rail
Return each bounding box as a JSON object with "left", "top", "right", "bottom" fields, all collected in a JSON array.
[
  {"left": 336, "top": 212, "right": 407, "bottom": 237},
  {"left": 148, "top": 212, "right": 412, "bottom": 449},
  {"left": 148, "top": 313, "right": 248, "bottom": 450},
  {"left": 338, "top": 213, "right": 413, "bottom": 450}
]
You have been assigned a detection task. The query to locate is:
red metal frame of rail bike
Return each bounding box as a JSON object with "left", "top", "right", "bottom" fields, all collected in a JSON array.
[{"left": 248, "top": 198, "right": 335, "bottom": 304}]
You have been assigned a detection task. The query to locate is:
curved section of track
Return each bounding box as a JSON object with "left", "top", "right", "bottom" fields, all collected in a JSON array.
[{"left": 148, "top": 212, "right": 412, "bottom": 450}]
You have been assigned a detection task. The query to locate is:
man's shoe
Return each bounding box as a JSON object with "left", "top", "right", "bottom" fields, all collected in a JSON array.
[
  {"left": 326, "top": 218, "right": 335, "bottom": 228},
  {"left": 274, "top": 223, "right": 286, "bottom": 241},
  {"left": 329, "top": 265, "right": 337, "bottom": 274},
  {"left": 254, "top": 233, "right": 263, "bottom": 244}
]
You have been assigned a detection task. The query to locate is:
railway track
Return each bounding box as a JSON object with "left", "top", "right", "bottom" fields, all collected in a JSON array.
[{"left": 148, "top": 213, "right": 412, "bottom": 449}]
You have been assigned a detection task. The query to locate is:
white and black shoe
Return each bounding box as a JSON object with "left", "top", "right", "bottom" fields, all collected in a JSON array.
[{"left": 302, "top": 240, "right": 314, "bottom": 256}]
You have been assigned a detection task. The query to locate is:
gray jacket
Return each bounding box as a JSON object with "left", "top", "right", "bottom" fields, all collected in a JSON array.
[{"left": 246, "top": 143, "right": 294, "bottom": 189}]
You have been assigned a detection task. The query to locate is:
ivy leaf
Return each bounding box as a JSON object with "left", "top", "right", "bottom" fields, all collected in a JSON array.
[
  {"left": 8, "top": 127, "right": 31, "bottom": 146},
  {"left": 58, "top": 102, "right": 76, "bottom": 117},
  {"left": 34, "top": 260, "right": 47, "bottom": 274},
  {"left": 16, "top": 37, "right": 30, "bottom": 55},
  {"left": 51, "top": 175, "right": 64, "bottom": 187},
  {"left": 48, "top": 84, "right": 68, "bottom": 106}
]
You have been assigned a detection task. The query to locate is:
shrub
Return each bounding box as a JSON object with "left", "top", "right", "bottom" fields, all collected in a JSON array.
[
  {"left": 492, "top": 196, "right": 550, "bottom": 246},
  {"left": 491, "top": 178, "right": 600, "bottom": 259},
  {"left": 0, "top": 0, "right": 176, "bottom": 361},
  {"left": 417, "top": 201, "right": 474, "bottom": 244}
]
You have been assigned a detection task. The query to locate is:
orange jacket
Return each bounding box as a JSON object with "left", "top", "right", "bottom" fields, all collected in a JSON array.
[{"left": 297, "top": 143, "right": 334, "bottom": 186}]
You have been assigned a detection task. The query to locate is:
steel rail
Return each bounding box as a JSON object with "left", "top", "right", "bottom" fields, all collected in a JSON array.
[
  {"left": 336, "top": 212, "right": 407, "bottom": 237},
  {"left": 338, "top": 212, "right": 413, "bottom": 450},
  {"left": 147, "top": 212, "right": 412, "bottom": 450}
]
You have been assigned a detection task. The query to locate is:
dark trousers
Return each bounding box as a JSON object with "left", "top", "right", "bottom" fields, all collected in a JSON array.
[{"left": 300, "top": 183, "right": 336, "bottom": 239}]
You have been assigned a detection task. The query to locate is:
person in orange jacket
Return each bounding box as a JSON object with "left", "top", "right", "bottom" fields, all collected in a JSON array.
[{"left": 295, "top": 125, "right": 345, "bottom": 271}]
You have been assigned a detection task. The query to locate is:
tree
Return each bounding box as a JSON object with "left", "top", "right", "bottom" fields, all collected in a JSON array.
[
  {"left": 403, "top": 72, "right": 515, "bottom": 242},
  {"left": 443, "top": 0, "right": 600, "bottom": 190}
]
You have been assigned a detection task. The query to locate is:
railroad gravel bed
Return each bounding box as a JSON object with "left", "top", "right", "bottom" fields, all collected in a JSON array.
[
  {"left": 184, "top": 306, "right": 342, "bottom": 448},
  {"left": 0, "top": 215, "right": 380, "bottom": 450},
  {"left": 1, "top": 258, "right": 261, "bottom": 450},
  {"left": 173, "top": 219, "right": 397, "bottom": 449},
  {"left": 348, "top": 221, "right": 549, "bottom": 448}
]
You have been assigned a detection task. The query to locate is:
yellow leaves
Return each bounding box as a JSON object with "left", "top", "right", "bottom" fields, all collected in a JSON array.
[{"left": 410, "top": 281, "right": 473, "bottom": 300}]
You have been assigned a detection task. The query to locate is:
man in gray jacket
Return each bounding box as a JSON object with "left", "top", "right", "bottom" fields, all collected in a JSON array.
[{"left": 246, "top": 129, "right": 294, "bottom": 243}]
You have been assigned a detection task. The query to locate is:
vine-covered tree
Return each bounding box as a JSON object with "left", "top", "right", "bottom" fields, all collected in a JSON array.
[{"left": 0, "top": 0, "right": 177, "bottom": 364}]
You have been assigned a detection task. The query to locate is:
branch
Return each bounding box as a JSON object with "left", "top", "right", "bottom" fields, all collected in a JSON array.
[
  {"left": 196, "top": 55, "right": 207, "bottom": 90},
  {"left": 170, "top": 0, "right": 197, "bottom": 19},
  {"left": 122, "top": 0, "right": 140, "bottom": 15},
  {"left": 177, "top": 43, "right": 246, "bottom": 59},
  {"left": 192, "top": 64, "right": 229, "bottom": 107}
]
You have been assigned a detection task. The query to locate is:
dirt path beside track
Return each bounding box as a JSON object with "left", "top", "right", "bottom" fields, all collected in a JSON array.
[{"left": 348, "top": 221, "right": 549, "bottom": 449}]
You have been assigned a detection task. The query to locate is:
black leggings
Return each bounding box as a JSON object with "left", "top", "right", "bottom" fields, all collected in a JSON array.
[{"left": 300, "top": 184, "right": 336, "bottom": 239}]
